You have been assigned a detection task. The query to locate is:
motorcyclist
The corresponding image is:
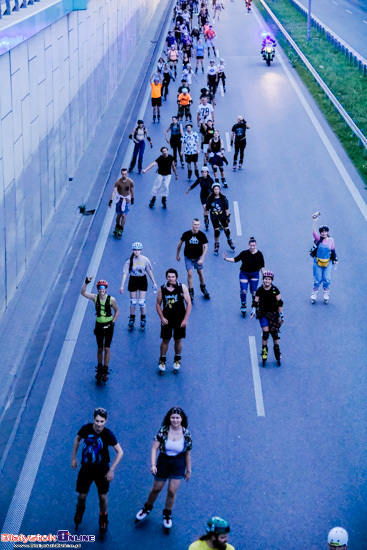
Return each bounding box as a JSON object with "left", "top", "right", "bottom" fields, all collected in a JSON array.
[{"left": 261, "top": 35, "right": 276, "bottom": 58}]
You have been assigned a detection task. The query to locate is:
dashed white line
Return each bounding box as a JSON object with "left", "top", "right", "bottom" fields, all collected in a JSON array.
[
  {"left": 225, "top": 131, "right": 232, "bottom": 152},
  {"left": 233, "top": 201, "right": 242, "bottom": 236},
  {"left": 363, "top": 20, "right": 367, "bottom": 25},
  {"left": 220, "top": 82, "right": 224, "bottom": 97},
  {"left": 249, "top": 336, "right": 265, "bottom": 417},
  {"left": 332, "top": 1, "right": 337, "bottom": 4},
  {"left": 346, "top": 9, "right": 352, "bottom": 14}
]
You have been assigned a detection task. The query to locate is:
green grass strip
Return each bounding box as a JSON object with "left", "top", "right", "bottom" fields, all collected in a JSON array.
[{"left": 254, "top": 0, "right": 367, "bottom": 185}]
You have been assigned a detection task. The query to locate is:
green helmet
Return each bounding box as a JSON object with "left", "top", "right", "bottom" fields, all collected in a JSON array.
[{"left": 206, "top": 517, "right": 230, "bottom": 535}]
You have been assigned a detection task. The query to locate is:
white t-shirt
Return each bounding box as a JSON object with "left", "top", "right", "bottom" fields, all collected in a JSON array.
[
  {"left": 207, "top": 65, "right": 218, "bottom": 77},
  {"left": 197, "top": 103, "right": 214, "bottom": 122}
]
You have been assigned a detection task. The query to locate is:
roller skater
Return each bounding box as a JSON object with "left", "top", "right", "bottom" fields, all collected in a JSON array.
[
  {"left": 71, "top": 408, "right": 123, "bottom": 536},
  {"left": 310, "top": 213, "right": 338, "bottom": 304},
  {"left": 134, "top": 407, "right": 192, "bottom": 530},
  {"left": 230, "top": 115, "right": 250, "bottom": 171},
  {"left": 176, "top": 218, "right": 210, "bottom": 303},
  {"left": 205, "top": 183, "right": 235, "bottom": 255},
  {"left": 208, "top": 129, "right": 228, "bottom": 187},
  {"left": 143, "top": 147, "right": 178, "bottom": 209},
  {"left": 81, "top": 277, "right": 118, "bottom": 383},
  {"left": 223, "top": 237, "right": 265, "bottom": 317},
  {"left": 120, "top": 242, "right": 157, "bottom": 332},
  {"left": 189, "top": 517, "right": 235, "bottom": 550},
  {"left": 186, "top": 167, "right": 214, "bottom": 232},
  {"left": 156, "top": 269, "right": 191, "bottom": 374},
  {"left": 181, "top": 122, "right": 200, "bottom": 181},
  {"left": 109, "top": 168, "right": 134, "bottom": 237},
  {"left": 251, "top": 271, "right": 284, "bottom": 367}
]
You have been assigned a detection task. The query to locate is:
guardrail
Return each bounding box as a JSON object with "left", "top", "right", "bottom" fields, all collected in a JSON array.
[
  {"left": 260, "top": 0, "right": 367, "bottom": 150},
  {"left": 0, "top": 0, "right": 40, "bottom": 18},
  {"left": 289, "top": 0, "right": 367, "bottom": 76}
]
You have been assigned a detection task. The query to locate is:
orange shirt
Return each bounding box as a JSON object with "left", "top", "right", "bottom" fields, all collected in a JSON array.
[
  {"left": 178, "top": 93, "right": 192, "bottom": 106},
  {"left": 151, "top": 82, "right": 162, "bottom": 98}
]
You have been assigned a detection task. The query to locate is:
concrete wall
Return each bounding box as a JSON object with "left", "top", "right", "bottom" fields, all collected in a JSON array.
[{"left": 0, "top": 0, "right": 161, "bottom": 314}]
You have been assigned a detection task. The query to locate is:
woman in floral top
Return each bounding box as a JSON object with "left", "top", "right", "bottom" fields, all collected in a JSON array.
[{"left": 135, "top": 407, "right": 192, "bottom": 532}]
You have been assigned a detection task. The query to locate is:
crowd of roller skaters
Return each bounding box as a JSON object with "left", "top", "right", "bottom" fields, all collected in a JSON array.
[{"left": 75, "top": 0, "right": 340, "bottom": 543}]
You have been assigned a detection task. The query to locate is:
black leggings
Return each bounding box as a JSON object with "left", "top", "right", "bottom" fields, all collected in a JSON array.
[
  {"left": 162, "top": 76, "right": 171, "bottom": 99},
  {"left": 170, "top": 136, "right": 183, "bottom": 163},
  {"left": 234, "top": 139, "right": 246, "bottom": 164}
]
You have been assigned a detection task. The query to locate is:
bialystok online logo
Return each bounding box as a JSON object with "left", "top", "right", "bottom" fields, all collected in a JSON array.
[{"left": 1, "top": 531, "right": 95, "bottom": 543}]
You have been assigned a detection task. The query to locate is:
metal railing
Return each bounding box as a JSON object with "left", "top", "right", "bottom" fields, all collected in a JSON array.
[
  {"left": 261, "top": 0, "right": 367, "bottom": 150},
  {"left": 0, "top": 0, "right": 39, "bottom": 18},
  {"left": 288, "top": 0, "right": 367, "bottom": 76}
]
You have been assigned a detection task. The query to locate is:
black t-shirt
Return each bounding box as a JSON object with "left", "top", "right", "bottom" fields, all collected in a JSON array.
[
  {"left": 156, "top": 154, "right": 175, "bottom": 175},
  {"left": 161, "top": 283, "right": 186, "bottom": 321},
  {"left": 78, "top": 423, "right": 117, "bottom": 466},
  {"left": 206, "top": 195, "right": 229, "bottom": 217},
  {"left": 181, "top": 230, "right": 208, "bottom": 259},
  {"left": 256, "top": 285, "right": 280, "bottom": 312},
  {"left": 234, "top": 250, "right": 264, "bottom": 272},
  {"left": 190, "top": 175, "right": 213, "bottom": 198},
  {"left": 231, "top": 121, "right": 247, "bottom": 141}
]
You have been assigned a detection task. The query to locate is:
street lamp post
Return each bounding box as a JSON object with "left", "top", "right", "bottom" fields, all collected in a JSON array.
[{"left": 307, "top": 0, "right": 311, "bottom": 41}]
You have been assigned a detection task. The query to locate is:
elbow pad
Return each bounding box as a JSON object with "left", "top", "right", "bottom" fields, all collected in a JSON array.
[
  {"left": 252, "top": 299, "right": 258, "bottom": 309},
  {"left": 277, "top": 299, "right": 284, "bottom": 307}
]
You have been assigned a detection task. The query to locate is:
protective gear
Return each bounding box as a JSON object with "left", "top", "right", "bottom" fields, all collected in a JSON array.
[
  {"left": 214, "top": 229, "right": 221, "bottom": 239},
  {"left": 137, "top": 119, "right": 144, "bottom": 125},
  {"left": 262, "top": 331, "right": 270, "bottom": 341},
  {"left": 96, "top": 280, "right": 108, "bottom": 289},
  {"left": 319, "top": 224, "right": 329, "bottom": 232},
  {"left": 185, "top": 122, "right": 193, "bottom": 128},
  {"left": 182, "top": 87, "right": 188, "bottom": 93},
  {"left": 108, "top": 199, "right": 113, "bottom": 207},
  {"left": 85, "top": 277, "right": 92, "bottom": 284},
  {"left": 251, "top": 307, "right": 256, "bottom": 317},
  {"left": 138, "top": 299, "right": 145, "bottom": 308},
  {"left": 206, "top": 517, "right": 230, "bottom": 535},
  {"left": 279, "top": 312, "right": 284, "bottom": 322},
  {"left": 201, "top": 166, "right": 209, "bottom": 172},
  {"left": 130, "top": 298, "right": 138, "bottom": 307},
  {"left": 262, "top": 270, "right": 274, "bottom": 279},
  {"left": 132, "top": 242, "right": 143, "bottom": 250},
  {"left": 277, "top": 299, "right": 284, "bottom": 307},
  {"left": 212, "top": 182, "right": 221, "bottom": 190},
  {"left": 328, "top": 527, "right": 348, "bottom": 547},
  {"left": 270, "top": 331, "right": 279, "bottom": 340}
]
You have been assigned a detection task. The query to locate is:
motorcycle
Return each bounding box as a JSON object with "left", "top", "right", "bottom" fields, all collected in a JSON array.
[{"left": 262, "top": 44, "right": 275, "bottom": 66}]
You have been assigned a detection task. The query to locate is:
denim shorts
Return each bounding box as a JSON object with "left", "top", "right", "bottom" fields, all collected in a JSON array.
[
  {"left": 154, "top": 452, "right": 186, "bottom": 481},
  {"left": 116, "top": 200, "right": 130, "bottom": 215},
  {"left": 185, "top": 257, "right": 203, "bottom": 271}
]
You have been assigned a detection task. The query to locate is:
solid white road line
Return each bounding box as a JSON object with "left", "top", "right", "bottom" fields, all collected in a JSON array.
[
  {"left": 233, "top": 201, "right": 242, "bottom": 236},
  {"left": 249, "top": 336, "right": 265, "bottom": 417},
  {"left": 225, "top": 131, "right": 232, "bottom": 152},
  {"left": 332, "top": 1, "right": 338, "bottom": 4},
  {"left": 220, "top": 82, "right": 224, "bottom": 97},
  {"left": 346, "top": 9, "right": 352, "bottom": 14},
  {"left": 364, "top": 20, "right": 367, "bottom": 25},
  {"left": 1, "top": 15, "right": 170, "bottom": 546},
  {"left": 253, "top": 8, "right": 367, "bottom": 224}
]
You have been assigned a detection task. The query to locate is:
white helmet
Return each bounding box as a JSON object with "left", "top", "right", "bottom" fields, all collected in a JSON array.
[
  {"left": 182, "top": 87, "right": 188, "bottom": 93},
  {"left": 132, "top": 242, "right": 143, "bottom": 250},
  {"left": 328, "top": 527, "right": 348, "bottom": 547},
  {"left": 201, "top": 166, "right": 209, "bottom": 172}
]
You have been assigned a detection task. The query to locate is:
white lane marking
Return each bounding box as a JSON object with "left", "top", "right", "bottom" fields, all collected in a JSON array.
[
  {"left": 216, "top": 48, "right": 219, "bottom": 57},
  {"left": 364, "top": 20, "right": 367, "bottom": 24},
  {"left": 233, "top": 201, "right": 242, "bottom": 236},
  {"left": 249, "top": 336, "right": 265, "bottom": 417},
  {"left": 332, "top": 1, "right": 337, "bottom": 4},
  {"left": 346, "top": 9, "right": 352, "bottom": 14},
  {"left": 225, "top": 131, "right": 232, "bottom": 152},
  {"left": 1, "top": 13, "right": 170, "bottom": 544},
  {"left": 220, "top": 82, "right": 224, "bottom": 97},
  {"left": 253, "top": 8, "right": 367, "bottom": 224}
]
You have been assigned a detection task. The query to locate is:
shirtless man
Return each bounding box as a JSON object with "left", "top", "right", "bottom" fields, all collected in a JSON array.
[{"left": 109, "top": 168, "right": 134, "bottom": 237}]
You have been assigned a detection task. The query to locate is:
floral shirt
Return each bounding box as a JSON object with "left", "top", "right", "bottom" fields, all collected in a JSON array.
[
  {"left": 182, "top": 131, "right": 199, "bottom": 155},
  {"left": 154, "top": 426, "right": 192, "bottom": 453}
]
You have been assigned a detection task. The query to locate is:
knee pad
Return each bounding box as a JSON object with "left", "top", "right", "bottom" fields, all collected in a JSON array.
[
  {"left": 262, "top": 331, "right": 270, "bottom": 341},
  {"left": 214, "top": 228, "right": 221, "bottom": 239},
  {"left": 138, "top": 299, "right": 145, "bottom": 308},
  {"left": 130, "top": 298, "right": 138, "bottom": 307},
  {"left": 270, "top": 331, "right": 279, "bottom": 340}
]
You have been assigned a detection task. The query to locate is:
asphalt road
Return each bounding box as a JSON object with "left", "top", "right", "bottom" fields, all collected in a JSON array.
[
  {"left": 1, "top": 1, "right": 366, "bottom": 549},
  {"left": 296, "top": 0, "right": 367, "bottom": 58}
]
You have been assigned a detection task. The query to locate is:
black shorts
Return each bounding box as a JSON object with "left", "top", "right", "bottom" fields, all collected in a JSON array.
[
  {"left": 211, "top": 216, "right": 227, "bottom": 230},
  {"left": 76, "top": 464, "right": 110, "bottom": 495},
  {"left": 152, "top": 97, "right": 162, "bottom": 107},
  {"left": 128, "top": 275, "right": 148, "bottom": 292},
  {"left": 196, "top": 55, "right": 204, "bottom": 60},
  {"left": 94, "top": 321, "right": 114, "bottom": 348},
  {"left": 160, "top": 320, "right": 186, "bottom": 340},
  {"left": 185, "top": 153, "right": 198, "bottom": 163},
  {"left": 155, "top": 452, "right": 186, "bottom": 481}
]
